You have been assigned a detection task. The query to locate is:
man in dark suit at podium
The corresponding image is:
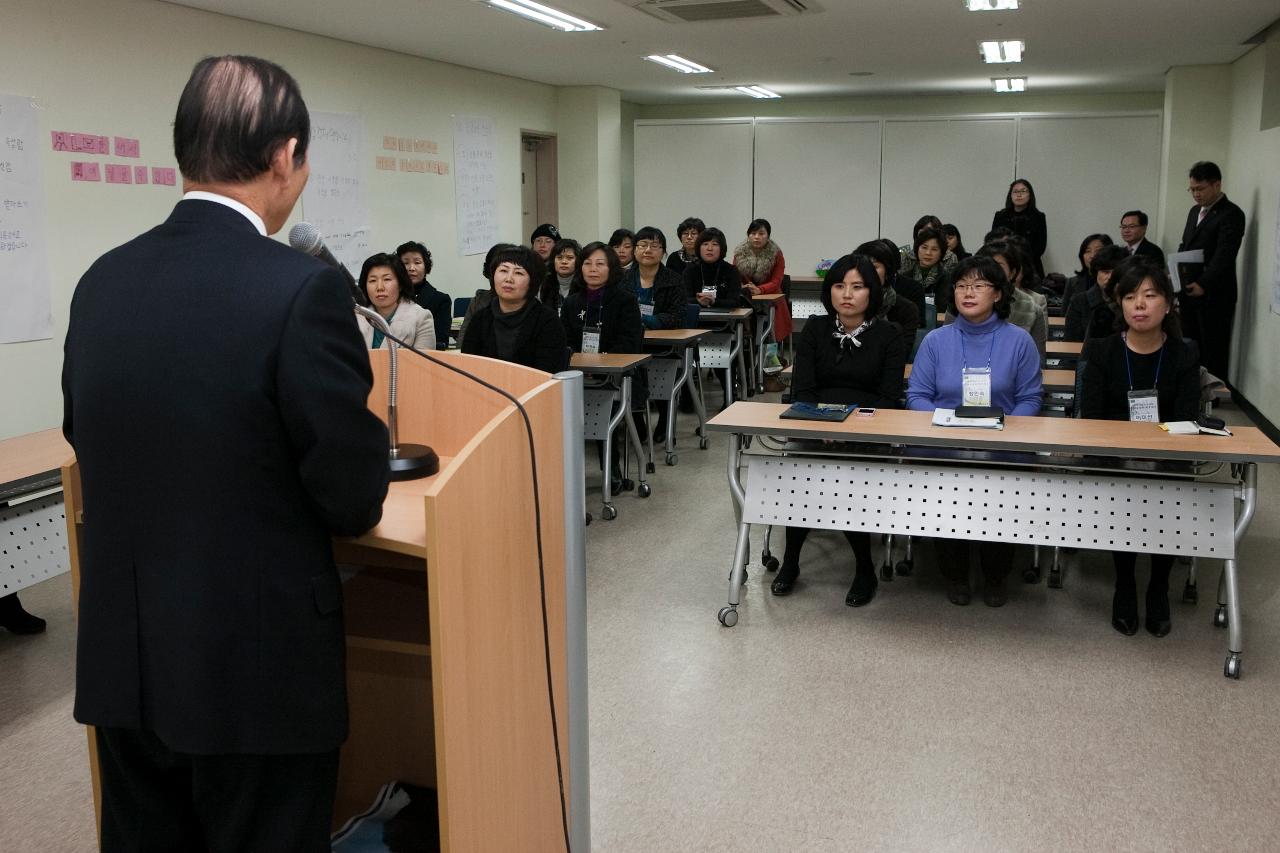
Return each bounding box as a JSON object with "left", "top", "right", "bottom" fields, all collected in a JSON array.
[
  {"left": 62, "top": 56, "right": 390, "bottom": 852},
  {"left": 1177, "top": 161, "right": 1246, "bottom": 381}
]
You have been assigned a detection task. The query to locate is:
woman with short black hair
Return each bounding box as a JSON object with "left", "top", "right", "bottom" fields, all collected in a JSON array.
[
  {"left": 1062, "top": 233, "right": 1114, "bottom": 309},
  {"left": 356, "top": 253, "right": 435, "bottom": 350},
  {"left": 397, "top": 240, "right": 450, "bottom": 350},
  {"left": 733, "top": 218, "right": 792, "bottom": 342},
  {"left": 462, "top": 245, "right": 566, "bottom": 374},
  {"left": 1080, "top": 260, "right": 1200, "bottom": 637},
  {"left": 979, "top": 240, "right": 1047, "bottom": 355},
  {"left": 854, "top": 239, "right": 920, "bottom": 355},
  {"left": 682, "top": 227, "right": 742, "bottom": 309},
  {"left": 629, "top": 226, "right": 685, "bottom": 330},
  {"left": 771, "top": 253, "right": 907, "bottom": 607},
  {"left": 1065, "top": 244, "right": 1128, "bottom": 341},
  {"left": 943, "top": 224, "right": 970, "bottom": 261},
  {"left": 609, "top": 228, "right": 636, "bottom": 271},
  {"left": 667, "top": 217, "right": 705, "bottom": 274},
  {"left": 538, "top": 237, "right": 581, "bottom": 316}
]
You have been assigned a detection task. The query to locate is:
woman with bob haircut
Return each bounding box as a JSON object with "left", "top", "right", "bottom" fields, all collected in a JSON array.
[
  {"left": 1061, "top": 233, "right": 1114, "bottom": 309},
  {"left": 461, "top": 245, "right": 567, "bottom": 374},
  {"left": 770, "top": 253, "right": 907, "bottom": 607},
  {"left": 853, "top": 239, "right": 920, "bottom": 355},
  {"left": 682, "top": 227, "right": 742, "bottom": 309},
  {"left": 1065, "top": 244, "right": 1129, "bottom": 342},
  {"left": 667, "top": 216, "right": 705, "bottom": 274},
  {"left": 978, "top": 239, "right": 1047, "bottom": 356},
  {"left": 907, "top": 255, "right": 1042, "bottom": 607},
  {"left": 397, "top": 240, "right": 450, "bottom": 350},
  {"left": 628, "top": 226, "right": 686, "bottom": 330},
  {"left": 356, "top": 252, "right": 435, "bottom": 350},
  {"left": 1079, "top": 259, "right": 1200, "bottom": 638},
  {"left": 538, "top": 237, "right": 582, "bottom": 316}
]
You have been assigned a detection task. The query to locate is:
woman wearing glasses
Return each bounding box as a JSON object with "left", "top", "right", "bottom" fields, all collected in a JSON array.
[
  {"left": 991, "top": 178, "right": 1048, "bottom": 278},
  {"left": 907, "top": 256, "right": 1043, "bottom": 607},
  {"left": 627, "top": 226, "right": 686, "bottom": 330}
]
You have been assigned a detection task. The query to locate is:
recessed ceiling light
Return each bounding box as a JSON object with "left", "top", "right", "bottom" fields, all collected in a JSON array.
[
  {"left": 979, "top": 40, "right": 1024, "bottom": 63},
  {"left": 484, "top": 0, "right": 602, "bottom": 32},
  {"left": 734, "top": 85, "right": 782, "bottom": 99},
  {"left": 993, "top": 77, "right": 1026, "bottom": 93},
  {"left": 644, "top": 54, "right": 714, "bottom": 74},
  {"left": 967, "top": 0, "right": 1019, "bottom": 10}
]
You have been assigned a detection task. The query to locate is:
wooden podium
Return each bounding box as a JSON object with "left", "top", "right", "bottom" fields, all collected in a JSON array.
[{"left": 63, "top": 348, "right": 591, "bottom": 851}]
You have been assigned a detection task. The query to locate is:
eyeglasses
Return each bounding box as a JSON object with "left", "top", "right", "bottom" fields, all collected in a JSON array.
[
  {"left": 1119, "top": 223, "right": 1140, "bottom": 229},
  {"left": 1187, "top": 183, "right": 1212, "bottom": 193},
  {"left": 635, "top": 241, "right": 663, "bottom": 251},
  {"left": 954, "top": 281, "right": 995, "bottom": 294}
]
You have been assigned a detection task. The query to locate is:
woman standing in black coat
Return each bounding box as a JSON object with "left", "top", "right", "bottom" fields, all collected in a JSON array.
[
  {"left": 1079, "top": 260, "right": 1200, "bottom": 638},
  {"left": 461, "top": 245, "right": 567, "bottom": 374},
  {"left": 991, "top": 178, "right": 1047, "bottom": 279},
  {"left": 771, "top": 253, "right": 907, "bottom": 607}
]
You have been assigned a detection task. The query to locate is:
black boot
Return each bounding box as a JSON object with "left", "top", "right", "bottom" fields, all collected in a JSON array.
[
  {"left": 1112, "top": 584, "right": 1139, "bottom": 636},
  {"left": 1145, "top": 585, "right": 1171, "bottom": 638},
  {"left": 0, "top": 593, "right": 46, "bottom": 635},
  {"left": 771, "top": 562, "right": 799, "bottom": 596},
  {"left": 845, "top": 569, "right": 877, "bottom": 607}
]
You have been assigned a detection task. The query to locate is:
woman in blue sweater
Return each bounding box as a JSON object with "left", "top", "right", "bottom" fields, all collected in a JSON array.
[{"left": 907, "top": 255, "right": 1043, "bottom": 606}]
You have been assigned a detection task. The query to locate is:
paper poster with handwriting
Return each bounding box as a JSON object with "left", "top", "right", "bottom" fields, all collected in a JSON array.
[
  {"left": 452, "top": 115, "right": 498, "bottom": 256},
  {"left": 0, "top": 94, "right": 52, "bottom": 343},
  {"left": 300, "top": 111, "right": 370, "bottom": 274}
]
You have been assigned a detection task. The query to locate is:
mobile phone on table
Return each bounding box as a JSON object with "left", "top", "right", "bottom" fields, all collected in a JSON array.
[{"left": 855, "top": 408, "right": 876, "bottom": 417}]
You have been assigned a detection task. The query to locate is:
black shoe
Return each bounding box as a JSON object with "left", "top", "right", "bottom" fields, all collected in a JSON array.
[
  {"left": 0, "top": 595, "right": 46, "bottom": 635},
  {"left": 771, "top": 563, "right": 799, "bottom": 596},
  {"left": 845, "top": 572, "right": 877, "bottom": 607},
  {"left": 983, "top": 577, "right": 1008, "bottom": 608},
  {"left": 1112, "top": 586, "right": 1139, "bottom": 636},
  {"left": 946, "top": 580, "right": 971, "bottom": 606},
  {"left": 1145, "top": 586, "right": 1171, "bottom": 637}
]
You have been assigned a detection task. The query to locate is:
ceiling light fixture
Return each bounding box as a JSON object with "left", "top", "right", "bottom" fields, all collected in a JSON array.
[
  {"left": 734, "top": 85, "right": 781, "bottom": 99},
  {"left": 992, "top": 77, "right": 1026, "bottom": 93},
  {"left": 979, "top": 39, "right": 1024, "bottom": 63},
  {"left": 966, "top": 0, "right": 1019, "bottom": 10},
  {"left": 644, "top": 54, "right": 714, "bottom": 74},
  {"left": 485, "top": 0, "right": 602, "bottom": 32}
]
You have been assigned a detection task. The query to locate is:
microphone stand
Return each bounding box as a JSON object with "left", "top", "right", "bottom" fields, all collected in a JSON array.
[{"left": 354, "top": 305, "right": 440, "bottom": 480}]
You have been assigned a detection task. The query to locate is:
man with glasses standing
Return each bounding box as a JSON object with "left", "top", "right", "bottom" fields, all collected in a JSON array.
[
  {"left": 1177, "top": 161, "right": 1245, "bottom": 380},
  {"left": 1119, "top": 210, "right": 1165, "bottom": 268}
]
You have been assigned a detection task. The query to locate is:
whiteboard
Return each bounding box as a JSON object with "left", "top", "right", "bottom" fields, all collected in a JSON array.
[
  {"left": 880, "top": 118, "right": 1016, "bottom": 257},
  {"left": 300, "top": 111, "right": 370, "bottom": 275},
  {"left": 633, "top": 120, "right": 754, "bottom": 241},
  {"left": 752, "top": 119, "right": 882, "bottom": 276},
  {"left": 0, "top": 94, "right": 51, "bottom": 343},
  {"left": 1016, "top": 115, "right": 1162, "bottom": 275},
  {"left": 453, "top": 114, "right": 499, "bottom": 256}
]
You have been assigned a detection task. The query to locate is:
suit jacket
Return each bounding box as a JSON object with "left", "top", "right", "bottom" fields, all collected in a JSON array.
[
  {"left": 358, "top": 299, "right": 436, "bottom": 350},
  {"left": 461, "top": 298, "right": 568, "bottom": 374},
  {"left": 1129, "top": 238, "right": 1166, "bottom": 268},
  {"left": 62, "top": 199, "right": 390, "bottom": 755},
  {"left": 1178, "top": 194, "right": 1246, "bottom": 305},
  {"left": 412, "top": 279, "right": 452, "bottom": 350}
]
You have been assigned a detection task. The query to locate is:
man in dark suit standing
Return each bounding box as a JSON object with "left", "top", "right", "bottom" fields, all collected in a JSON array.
[
  {"left": 1119, "top": 210, "right": 1166, "bottom": 268},
  {"left": 62, "top": 56, "right": 390, "bottom": 852},
  {"left": 1177, "top": 161, "right": 1246, "bottom": 380}
]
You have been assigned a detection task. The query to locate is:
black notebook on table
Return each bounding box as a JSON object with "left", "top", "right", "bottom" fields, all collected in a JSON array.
[{"left": 780, "top": 402, "right": 857, "bottom": 422}]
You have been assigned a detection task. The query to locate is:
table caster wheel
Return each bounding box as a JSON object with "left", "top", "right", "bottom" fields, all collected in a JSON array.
[
  {"left": 1224, "top": 654, "right": 1241, "bottom": 679},
  {"left": 1047, "top": 570, "right": 1063, "bottom": 590},
  {"left": 646, "top": 462, "right": 656, "bottom": 474},
  {"left": 1213, "top": 606, "right": 1228, "bottom": 628},
  {"left": 637, "top": 482, "right": 652, "bottom": 498},
  {"left": 621, "top": 478, "right": 635, "bottom": 491},
  {"left": 699, "top": 437, "right": 710, "bottom": 450},
  {"left": 665, "top": 452, "right": 678, "bottom": 466},
  {"left": 1181, "top": 581, "right": 1198, "bottom": 604},
  {"left": 895, "top": 559, "right": 913, "bottom": 577},
  {"left": 879, "top": 563, "right": 894, "bottom": 582},
  {"left": 718, "top": 607, "right": 738, "bottom": 627},
  {"left": 601, "top": 505, "right": 617, "bottom": 521},
  {"left": 762, "top": 554, "right": 779, "bottom": 572},
  {"left": 1022, "top": 566, "right": 1041, "bottom": 584}
]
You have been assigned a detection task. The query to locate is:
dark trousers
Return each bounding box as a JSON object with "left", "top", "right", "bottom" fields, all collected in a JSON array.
[
  {"left": 95, "top": 726, "right": 339, "bottom": 853},
  {"left": 782, "top": 526, "right": 873, "bottom": 572},
  {"left": 933, "top": 539, "right": 1014, "bottom": 585},
  {"left": 1179, "top": 297, "right": 1235, "bottom": 381}
]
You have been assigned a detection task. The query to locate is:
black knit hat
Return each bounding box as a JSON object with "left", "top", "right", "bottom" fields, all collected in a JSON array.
[{"left": 530, "top": 223, "right": 561, "bottom": 243}]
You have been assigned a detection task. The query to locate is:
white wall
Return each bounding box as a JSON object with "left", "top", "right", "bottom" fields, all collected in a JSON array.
[{"left": 0, "top": 0, "right": 562, "bottom": 439}]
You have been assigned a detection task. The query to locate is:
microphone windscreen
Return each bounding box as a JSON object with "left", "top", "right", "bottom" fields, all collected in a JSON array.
[{"left": 288, "top": 222, "right": 323, "bottom": 256}]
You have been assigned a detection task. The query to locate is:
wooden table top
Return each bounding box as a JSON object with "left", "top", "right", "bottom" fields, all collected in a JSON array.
[
  {"left": 1046, "top": 340, "right": 1083, "bottom": 355},
  {"left": 751, "top": 293, "right": 786, "bottom": 303},
  {"left": 706, "top": 402, "right": 1280, "bottom": 465},
  {"left": 644, "top": 328, "right": 712, "bottom": 344},
  {"left": 0, "top": 429, "right": 73, "bottom": 488},
  {"left": 570, "top": 353, "right": 652, "bottom": 374},
  {"left": 698, "top": 308, "right": 753, "bottom": 322},
  {"left": 778, "top": 364, "right": 1075, "bottom": 392}
]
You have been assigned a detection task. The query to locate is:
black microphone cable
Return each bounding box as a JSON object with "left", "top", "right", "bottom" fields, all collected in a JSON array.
[{"left": 374, "top": 328, "right": 572, "bottom": 853}]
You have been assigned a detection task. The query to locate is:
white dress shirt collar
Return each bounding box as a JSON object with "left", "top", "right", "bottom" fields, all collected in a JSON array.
[{"left": 182, "top": 190, "right": 268, "bottom": 236}]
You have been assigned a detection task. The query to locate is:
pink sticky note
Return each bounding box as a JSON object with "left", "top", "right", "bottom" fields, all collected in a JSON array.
[
  {"left": 71, "top": 162, "right": 101, "bottom": 182},
  {"left": 105, "top": 164, "right": 133, "bottom": 184},
  {"left": 51, "top": 131, "right": 69, "bottom": 152},
  {"left": 151, "top": 167, "right": 176, "bottom": 186},
  {"left": 114, "top": 137, "right": 141, "bottom": 158},
  {"left": 134, "top": 166, "right": 149, "bottom": 184}
]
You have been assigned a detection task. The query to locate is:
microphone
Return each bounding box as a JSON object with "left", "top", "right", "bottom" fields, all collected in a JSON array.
[{"left": 289, "top": 222, "right": 363, "bottom": 303}]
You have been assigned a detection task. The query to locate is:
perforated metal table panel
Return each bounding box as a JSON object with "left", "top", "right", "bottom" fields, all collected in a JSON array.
[
  {"left": 741, "top": 456, "right": 1236, "bottom": 559},
  {"left": 1, "top": 490, "right": 69, "bottom": 596}
]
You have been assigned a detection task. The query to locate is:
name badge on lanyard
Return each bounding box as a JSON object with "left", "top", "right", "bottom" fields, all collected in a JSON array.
[
  {"left": 1127, "top": 389, "right": 1160, "bottom": 422},
  {"left": 640, "top": 303, "right": 654, "bottom": 317},
  {"left": 582, "top": 324, "right": 602, "bottom": 354},
  {"left": 962, "top": 366, "right": 992, "bottom": 407}
]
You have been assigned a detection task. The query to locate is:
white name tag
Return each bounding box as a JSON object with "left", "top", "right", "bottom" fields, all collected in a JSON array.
[
  {"left": 582, "top": 326, "right": 601, "bottom": 354},
  {"left": 640, "top": 304, "right": 654, "bottom": 317},
  {"left": 1127, "top": 389, "right": 1160, "bottom": 423},
  {"left": 962, "top": 366, "right": 992, "bottom": 407}
]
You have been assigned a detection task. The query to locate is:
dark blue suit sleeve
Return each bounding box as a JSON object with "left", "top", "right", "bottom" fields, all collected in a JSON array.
[{"left": 276, "top": 268, "right": 390, "bottom": 536}]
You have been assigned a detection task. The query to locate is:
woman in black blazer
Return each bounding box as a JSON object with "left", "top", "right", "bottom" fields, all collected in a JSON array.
[
  {"left": 681, "top": 227, "right": 742, "bottom": 309},
  {"left": 1079, "top": 260, "right": 1200, "bottom": 638},
  {"left": 991, "top": 178, "right": 1047, "bottom": 278},
  {"left": 461, "top": 245, "right": 567, "bottom": 374},
  {"left": 771, "top": 253, "right": 907, "bottom": 607}
]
